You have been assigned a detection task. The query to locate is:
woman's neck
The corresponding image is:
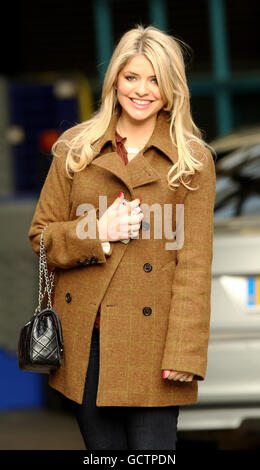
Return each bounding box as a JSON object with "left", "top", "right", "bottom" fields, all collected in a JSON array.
[{"left": 117, "top": 112, "right": 157, "bottom": 148}]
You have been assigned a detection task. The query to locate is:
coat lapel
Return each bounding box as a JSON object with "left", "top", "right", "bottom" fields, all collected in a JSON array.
[
  {"left": 91, "top": 152, "right": 134, "bottom": 197},
  {"left": 91, "top": 105, "right": 178, "bottom": 194}
]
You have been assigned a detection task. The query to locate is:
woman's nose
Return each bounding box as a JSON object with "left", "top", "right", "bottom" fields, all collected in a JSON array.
[{"left": 135, "top": 80, "right": 148, "bottom": 95}]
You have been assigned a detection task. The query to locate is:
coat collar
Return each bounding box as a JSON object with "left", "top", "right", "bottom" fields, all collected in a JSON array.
[
  {"left": 91, "top": 106, "right": 178, "bottom": 196},
  {"left": 93, "top": 105, "right": 177, "bottom": 165}
]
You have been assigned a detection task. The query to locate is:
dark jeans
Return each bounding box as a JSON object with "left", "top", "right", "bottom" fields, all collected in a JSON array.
[{"left": 74, "top": 326, "right": 179, "bottom": 450}]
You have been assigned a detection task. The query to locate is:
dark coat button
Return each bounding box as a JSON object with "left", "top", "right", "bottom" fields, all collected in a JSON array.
[
  {"left": 83, "top": 258, "right": 91, "bottom": 266},
  {"left": 66, "top": 293, "right": 72, "bottom": 303},
  {"left": 143, "top": 306, "right": 152, "bottom": 316},
  {"left": 143, "top": 262, "right": 152, "bottom": 273},
  {"left": 77, "top": 260, "right": 84, "bottom": 265},
  {"left": 90, "top": 256, "right": 98, "bottom": 264},
  {"left": 141, "top": 221, "right": 150, "bottom": 231}
]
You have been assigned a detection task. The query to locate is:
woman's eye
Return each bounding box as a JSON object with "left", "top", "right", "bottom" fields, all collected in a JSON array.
[{"left": 125, "top": 76, "right": 158, "bottom": 84}]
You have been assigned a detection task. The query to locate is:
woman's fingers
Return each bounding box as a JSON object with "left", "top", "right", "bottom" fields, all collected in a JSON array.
[
  {"left": 168, "top": 371, "right": 183, "bottom": 381},
  {"left": 101, "top": 198, "right": 143, "bottom": 242},
  {"left": 163, "top": 370, "right": 194, "bottom": 382},
  {"left": 129, "top": 222, "right": 142, "bottom": 232},
  {"left": 119, "top": 212, "right": 143, "bottom": 230},
  {"left": 118, "top": 198, "right": 140, "bottom": 215}
]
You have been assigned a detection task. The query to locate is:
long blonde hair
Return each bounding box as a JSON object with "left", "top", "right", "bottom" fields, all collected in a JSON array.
[{"left": 52, "top": 24, "right": 216, "bottom": 191}]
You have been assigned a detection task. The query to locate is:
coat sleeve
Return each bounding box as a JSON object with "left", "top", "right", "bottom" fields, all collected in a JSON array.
[
  {"left": 161, "top": 147, "right": 216, "bottom": 380},
  {"left": 28, "top": 139, "right": 112, "bottom": 269}
]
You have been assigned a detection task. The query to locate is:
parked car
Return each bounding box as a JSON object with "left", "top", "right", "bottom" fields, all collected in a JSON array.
[{"left": 178, "top": 127, "right": 260, "bottom": 436}]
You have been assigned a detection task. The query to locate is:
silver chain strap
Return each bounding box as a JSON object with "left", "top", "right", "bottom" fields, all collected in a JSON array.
[{"left": 35, "top": 226, "right": 55, "bottom": 315}]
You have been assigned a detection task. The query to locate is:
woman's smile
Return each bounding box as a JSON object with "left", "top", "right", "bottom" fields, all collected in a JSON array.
[{"left": 129, "top": 97, "right": 154, "bottom": 109}]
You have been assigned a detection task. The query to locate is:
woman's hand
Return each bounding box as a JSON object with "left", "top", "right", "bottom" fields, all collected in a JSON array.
[
  {"left": 162, "top": 370, "right": 194, "bottom": 382},
  {"left": 97, "top": 192, "right": 144, "bottom": 242}
]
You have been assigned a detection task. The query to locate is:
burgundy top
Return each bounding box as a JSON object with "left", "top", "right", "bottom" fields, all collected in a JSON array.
[{"left": 94, "top": 130, "right": 128, "bottom": 329}]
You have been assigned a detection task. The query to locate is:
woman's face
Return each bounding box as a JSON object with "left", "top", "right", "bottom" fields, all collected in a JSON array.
[{"left": 115, "top": 54, "right": 165, "bottom": 124}]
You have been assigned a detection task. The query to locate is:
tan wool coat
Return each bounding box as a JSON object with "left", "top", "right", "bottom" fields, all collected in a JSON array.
[{"left": 28, "top": 106, "right": 216, "bottom": 406}]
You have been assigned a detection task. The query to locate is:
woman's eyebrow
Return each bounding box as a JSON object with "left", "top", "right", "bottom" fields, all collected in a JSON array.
[{"left": 124, "top": 70, "right": 156, "bottom": 78}]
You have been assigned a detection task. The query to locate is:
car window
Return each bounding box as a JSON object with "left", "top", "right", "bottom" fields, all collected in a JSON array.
[{"left": 214, "top": 144, "right": 260, "bottom": 219}]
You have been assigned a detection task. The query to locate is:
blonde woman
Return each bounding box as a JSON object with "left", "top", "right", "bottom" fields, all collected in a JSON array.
[{"left": 28, "top": 24, "right": 216, "bottom": 450}]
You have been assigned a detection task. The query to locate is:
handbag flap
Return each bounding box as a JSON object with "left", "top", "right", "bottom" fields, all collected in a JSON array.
[{"left": 37, "top": 308, "right": 63, "bottom": 348}]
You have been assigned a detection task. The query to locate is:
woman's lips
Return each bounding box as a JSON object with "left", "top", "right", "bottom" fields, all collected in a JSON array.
[{"left": 128, "top": 97, "right": 153, "bottom": 109}]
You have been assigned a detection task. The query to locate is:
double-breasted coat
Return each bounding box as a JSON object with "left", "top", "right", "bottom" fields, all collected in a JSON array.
[{"left": 28, "top": 106, "right": 216, "bottom": 406}]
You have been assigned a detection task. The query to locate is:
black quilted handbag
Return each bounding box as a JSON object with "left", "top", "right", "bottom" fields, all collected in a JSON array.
[{"left": 18, "top": 226, "right": 63, "bottom": 373}]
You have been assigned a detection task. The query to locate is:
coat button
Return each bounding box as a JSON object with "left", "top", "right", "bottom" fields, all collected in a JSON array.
[
  {"left": 83, "top": 258, "right": 91, "bottom": 266},
  {"left": 66, "top": 292, "right": 72, "bottom": 303},
  {"left": 90, "top": 256, "right": 98, "bottom": 264},
  {"left": 143, "top": 306, "right": 152, "bottom": 316},
  {"left": 143, "top": 262, "right": 152, "bottom": 273},
  {"left": 141, "top": 221, "right": 150, "bottom": 231},
  {"left": 77, "top": 260, "right": 84, "bottom": 265}
]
